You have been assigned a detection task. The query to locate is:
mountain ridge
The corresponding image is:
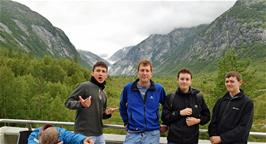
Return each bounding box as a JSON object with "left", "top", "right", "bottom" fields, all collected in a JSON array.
[{"left": 110, "top": 0, "right": 266, "bottom": 75}]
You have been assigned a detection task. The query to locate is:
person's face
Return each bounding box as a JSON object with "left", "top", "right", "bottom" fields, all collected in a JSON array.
[
  {"left": 138, "top": 64, "right": 152, "bottom": 83},
  {"left": 178, "top": 73, "right": 192, "bottom": 92},
  {"left": 225, "top": 76, "right": 241, "bottom": 94},
  {"left": 91, "top": 66, "right": 108, "bottom": 83}
]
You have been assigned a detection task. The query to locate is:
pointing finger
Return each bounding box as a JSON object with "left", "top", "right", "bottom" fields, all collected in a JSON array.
[{"left": 79, "top": 96, "right": 84, "bottom": 101}]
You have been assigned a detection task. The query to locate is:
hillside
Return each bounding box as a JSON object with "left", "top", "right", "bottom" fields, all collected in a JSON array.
[
  {"left": 78, "top": 50, "right": 110, "bottom": 66},
  {"left": 110, "top": 0, "right": 266, "bottom": 75},
  {"left": 0, "top": 0, "right": 81, "bottom": 59}
]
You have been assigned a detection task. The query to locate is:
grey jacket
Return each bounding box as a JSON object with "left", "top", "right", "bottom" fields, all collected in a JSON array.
[{"left": 65, "top": 81, "right": 111, "bottom": 136}]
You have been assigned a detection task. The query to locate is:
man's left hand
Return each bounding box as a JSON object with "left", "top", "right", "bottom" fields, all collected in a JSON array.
[
  {"left": 186, "top": 117, "right": 200, "bottom": 126},
  {"left": 105, "top": 107, "right": 118, "bottom": 115}
]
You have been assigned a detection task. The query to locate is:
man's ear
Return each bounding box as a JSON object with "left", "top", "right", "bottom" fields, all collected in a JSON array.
[{"left": 239, "top": 80, "right": 243, "bottom": 86}]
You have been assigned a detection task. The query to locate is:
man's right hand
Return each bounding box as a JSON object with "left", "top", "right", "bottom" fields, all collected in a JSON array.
[
  {"left": 79, "top": 96, "right": 92, "bottom": 108},
  {"left": 83, "top": 137, "right": 94, "bottom": 144},
  {"left": 160, "top": 124, "right": 168, "bottom": 133}
]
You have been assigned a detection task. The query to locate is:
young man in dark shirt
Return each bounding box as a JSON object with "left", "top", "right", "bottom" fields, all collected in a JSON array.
[
  {"left": 65, "top": 61, "right": 116, "bottom": 144},
  {"left": 208, "top": 71, "right": 254, "bottom": 144},
  {"left": 162, "top": 68, "right": 210, "bottom": 144}
]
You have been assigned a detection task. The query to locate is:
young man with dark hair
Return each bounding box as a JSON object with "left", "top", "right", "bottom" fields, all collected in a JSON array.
[
  {"left": 162, "top": 68, "right": 210, "bottom": 144},
  {"left": 65, "top": 61, "right": 116, "bottom": 144},
  {"left": 208, "top": 71, "right": 254, "bottom": 144},
  {"left": 119, "top": 59, "right": 166, "bottom": 144},
  {"left": 28, "top": 124, "right": 93, "bottom": 144}
]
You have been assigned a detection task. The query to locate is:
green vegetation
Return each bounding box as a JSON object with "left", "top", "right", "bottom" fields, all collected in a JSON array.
[
  {"left": 0, "top": 47, "right": 265, "bottom": 141},
  {"left": 229, "top": 0, "right": 266, "bottom": 28}
]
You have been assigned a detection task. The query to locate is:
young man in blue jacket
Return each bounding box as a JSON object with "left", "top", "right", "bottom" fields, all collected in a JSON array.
[
  {"left": 208, "top": 71, "right": 254, "bottom": 144},
  {"left": 119, "top": 59, "right": 166, "bottom": 144},
  {"left": 28, "top": 124, "right": 93, "bottom": 144}
]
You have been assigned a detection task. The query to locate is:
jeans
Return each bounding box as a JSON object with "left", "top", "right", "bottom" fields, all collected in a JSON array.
[
  {"left": 89, "top": 134, "right": 105, "bottom": 144},
  {"left": 124, "top": 130, "right": 160, "bottom": 144}
]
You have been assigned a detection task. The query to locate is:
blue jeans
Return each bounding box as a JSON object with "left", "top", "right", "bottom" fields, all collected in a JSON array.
[
  {"left": 89, "top": 134, "right": 105, "bottom": 144},
  {"left": 124, "top": 130, "right": 160, "bottom": 144}
]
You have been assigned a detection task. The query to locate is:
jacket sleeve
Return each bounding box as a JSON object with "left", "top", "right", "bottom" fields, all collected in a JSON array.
[
  {"left": 58, "top": 128, "right": 86, "bottom": 144},
  {"left": 161, "top": 94, "right": 182, "bottom": 125},
  {"left": 199, "top": 95, "right": 210, "bottom": 125},
  {"left": 208, "top": 98, "right": 222, "bottom": 137},
  {"left": 119, "top": 86, "right": 128, "bottom": 125},
  {"left": 159, "top": 87, "right": 166, "bottom": 105},
  {"left": 220, "top": 100, "right": 254, "bottom": 143},
  {"left": 27, "top": 128, "right": 40, "bottom": 144},
  {"left": 65, "top": 84, "right": 85, "bottom": 109}
]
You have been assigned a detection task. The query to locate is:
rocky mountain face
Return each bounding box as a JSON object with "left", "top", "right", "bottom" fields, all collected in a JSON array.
[
  {"left": 0, "top": 0, "right": 80, "bottom": 60},
  {"left": 108, "top": 46, "right": 132, "bottom": 64},
  {"left": 78, "top": 50, "right": 110, "bottom": 67},
  {"left": 110, "top": 0, "right": 266, "bottom": 75}
]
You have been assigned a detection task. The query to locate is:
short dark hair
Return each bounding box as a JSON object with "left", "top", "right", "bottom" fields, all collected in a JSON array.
[
  {"left": 93, "top": 61, "right": 108, "bottom": 71},
  {"left": 177, "top": 68, "right": 192, "bottom": 79},
  {"left": 225, "top": 71, "right": 242, "bottom": 81},
  {"left": 137, "top": 59, "right": 153, "bottom": 72}
]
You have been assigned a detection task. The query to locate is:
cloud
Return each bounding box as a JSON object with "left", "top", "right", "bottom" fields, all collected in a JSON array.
[{"left": 13, "top": 0, "right": 237, "bottom": 58}]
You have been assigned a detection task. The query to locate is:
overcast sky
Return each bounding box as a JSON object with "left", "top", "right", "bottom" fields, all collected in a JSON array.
[{"left": 13, "top": 0, "right": 237, "bottom": 59}]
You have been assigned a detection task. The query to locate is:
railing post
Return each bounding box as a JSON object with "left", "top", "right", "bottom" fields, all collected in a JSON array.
[{"left": 26, "top": 123, "right": 32, "bottom": 131}]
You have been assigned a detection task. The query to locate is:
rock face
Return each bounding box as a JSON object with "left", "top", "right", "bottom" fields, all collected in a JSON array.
[
  {"left": 78, "top": 50, "right": 110, "bottom": 67},
  {"left": 110, "top": 0, "right": 266, "bottom": 75},
  {"left": 0, "top": 0, "right": 80, "bottom": 60}
]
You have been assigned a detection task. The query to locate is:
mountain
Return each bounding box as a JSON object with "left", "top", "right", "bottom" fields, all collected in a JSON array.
[
  {"left": 78, "top": 50, "right": 110, "bottom": 66},
  {"left": 110, "top": 0, "right": 266, "bottom": 75},
  {"left": 0, "top": 0, "right": 80, "bottom": 60},
  {"left": 108, "top": 46, "right": 132, "bottom": 64}
]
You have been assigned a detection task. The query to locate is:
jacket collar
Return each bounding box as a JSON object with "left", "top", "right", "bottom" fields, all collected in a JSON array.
[
  {"left": 224, "top": 89, "right": 244, "bottom": 100},
  {"left": 90, "top": 76, "right": 105, "bottom": 90},
  {"left": 176, "top": 87, "right": 200, "bottom": 96},
  {"left": 131, "top": 79, "right": 156, "bottom": 91}
]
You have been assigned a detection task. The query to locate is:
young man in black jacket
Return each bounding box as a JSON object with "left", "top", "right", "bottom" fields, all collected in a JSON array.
[
  {"left": 208, "top": 71, "right": 254, "bottom": 144},
  {"left": 161, "top": 68, "right": 210, "bottom": 144},
  {"left": 65, "top": 61, "right": 116, "bottom": 144}
]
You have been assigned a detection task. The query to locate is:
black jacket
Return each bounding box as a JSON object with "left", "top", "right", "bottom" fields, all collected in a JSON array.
[
  {"left": 161, "top": 88, "right": 210, "bottom": 144},
  {"left": 208, "top": 90, "right": 254, "bottom": 144}
]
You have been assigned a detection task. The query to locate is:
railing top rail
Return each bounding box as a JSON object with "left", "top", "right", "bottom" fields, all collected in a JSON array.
[
  {"left": 0, "top": 119, "right": 74, "bottom": 126},
  {"left": 0, "top": 119, "right": 265, "bottom": 137}
]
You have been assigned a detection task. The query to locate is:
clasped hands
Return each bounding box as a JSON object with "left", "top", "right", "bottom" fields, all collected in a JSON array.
[{"left": 179, "top": 108, "right": 200, "bottom": 126}]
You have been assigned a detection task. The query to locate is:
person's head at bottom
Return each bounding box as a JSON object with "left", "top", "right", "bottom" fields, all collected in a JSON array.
[{"left": 39, "top": 124, "right": 61, "bottom": 144}]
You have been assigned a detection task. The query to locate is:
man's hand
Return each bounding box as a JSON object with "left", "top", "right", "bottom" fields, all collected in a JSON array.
[
  {"left": 124, "top": 124, "right": 128, "bottom": 131},
  {"left": 105, "top": 107, "right": 118, "bottom": 115},
  {"left": 180, "top": 108, "right": 192, "bottom": 116},
  {"left": 83, "top": 137, "right": 94, "bottom": 144},
  {"left": 79, "top": 96, "right": 92, "bottom": 108},
  {"left": 186, "top": 117, "right": 200, "bottom": 126},
  {"left": 210, "top": 136, "right": 221, "bottom": 144},
  {"left": 160, "top": 124, "right": 168, "bottom": 133}
]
